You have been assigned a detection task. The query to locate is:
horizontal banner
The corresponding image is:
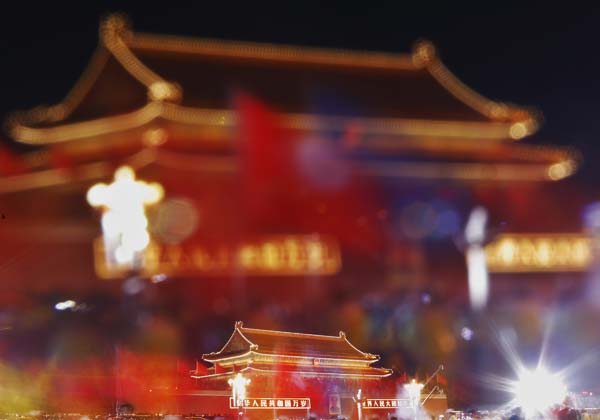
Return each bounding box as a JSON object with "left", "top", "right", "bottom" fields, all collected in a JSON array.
[
  {"left": 229, "top": 397, "right": 311, "bottom": 410},
  {"left": 362, "top": 399, "right": 412, "bottom": 409},
  {"left": 94, "top": 235, "right": 341, "bottom": 279},
  {"left": 485, "top": 233, "right": 593, "bottom": 273}
]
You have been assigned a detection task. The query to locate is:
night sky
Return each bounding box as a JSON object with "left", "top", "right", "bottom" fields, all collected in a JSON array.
[{"left": 2, "top": 2, "right": 600, "bottom": 182}]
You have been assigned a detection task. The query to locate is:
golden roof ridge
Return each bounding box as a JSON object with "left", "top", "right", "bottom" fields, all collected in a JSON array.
[
  {"left": 0, "top": 144, "right": 579, "bottom": 194},
  {"left": 202, "top": 321, "right": 255, "bottom": 358},
  {"left": 127, "top": 24, "right": 538, "bottom": 132},
  {"left": 128, "top": 31, "right": 418, "bottom": 70},
  {"left": 5, "top": 47, "right": 112, "bottom": 138},
  {"left": 237, "top": 321, "right": 378, "bottom": 360},
  {"left": 10, "top": 104, "right": 528, "bottom": 145},
  {"left": 412, "top": 40, "right": 540, "bottom": 138},
  {"left": 241, "top": 365, "right": 393, "bottom": 378},
  {"left": 5, "top": 13, "right": 540, "bottom": 146},
  {"left": 238, "top": 323, "right": 346, "bottom": 342}
]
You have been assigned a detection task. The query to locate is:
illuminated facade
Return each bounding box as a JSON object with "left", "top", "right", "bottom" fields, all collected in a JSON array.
[
  {"left": 0, "top": 14, "right": 580, "bottom": 288},
  {"left": 181, "top": 322, "right": 447, "bottom": 419},
  {"left": 4, "top": 14, "right": 575, "bottom": 183},
  {"left": 0, "top": 14, "right": 588, "bottom": 412},
  {"left": 485, "top": 233, "right": 593, "bottom": 273}
]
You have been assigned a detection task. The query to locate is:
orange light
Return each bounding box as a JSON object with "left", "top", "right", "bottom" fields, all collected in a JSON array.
[
  {"left": 547, "top": 160, "right": 576, "bottom": 180},
  {"left": 93, "top": 235, "right": 341, "bottom": 279},
  {"left": 485, "top": 234, "right": 593, "bottom": 272}
]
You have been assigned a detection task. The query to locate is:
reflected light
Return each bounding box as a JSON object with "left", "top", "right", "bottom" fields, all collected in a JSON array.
[
  {"left": 511, "top": 366, "right": 567, "bottom": 417},
  {"left": 54, "top": 300, "right": 76, "bottom": 311}
]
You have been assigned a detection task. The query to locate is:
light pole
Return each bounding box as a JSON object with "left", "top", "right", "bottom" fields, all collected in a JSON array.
[
  {"left": 352, "top": 388, "right": 365, "bottom": 420},
  {"left": 421, "top": 365, "right": 444, "bottom": 389},
  {"left": 404, "top": 380, "right": 423, "bottom": 420},
  {"left": 228, "top": 372, "right": 250, "bottom": 420},
  {"left": 464, "top": 206, "right": 490, "bottom": 311}
]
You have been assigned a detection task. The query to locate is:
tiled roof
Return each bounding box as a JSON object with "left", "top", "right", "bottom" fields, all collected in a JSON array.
[
  {"left": 7, "top": 14, "right": 538, "bottom": 146},
  {"left": 202, "top": 321, "right": 378, "bottom": 362}
]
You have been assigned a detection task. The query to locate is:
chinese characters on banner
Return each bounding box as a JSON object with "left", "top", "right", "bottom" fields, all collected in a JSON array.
[
  {"left": 229, "top": 398, "right": 311, "bottom": 410},
  {"left": 485, "top": 233, "right": 592, "bottom": 272},
  {"left": 94, "top": 235, "right": 341, "bottom": 279},
  {"left": 362, "top": 399, "right": 412, "bottom": 409}
]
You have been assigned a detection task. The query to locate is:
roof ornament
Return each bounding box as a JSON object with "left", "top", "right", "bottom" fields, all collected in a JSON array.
[
  {"left": 148, "top": 81, "right": 182, "bottom": 103},
  {"left": 488, "top": 103, "right": 511, "bottom": 120},
  {"left": 235, "top": 321, "right": 244, "bottom": 329},
  {"left": 339, "top": 331, "right": 346, "bottom": 338},
  {"left": 100, "top": 14, "right": 131, "bottom": 48},
  {"left": 411, "top": 40, "right": 437, "bottom": 68}
]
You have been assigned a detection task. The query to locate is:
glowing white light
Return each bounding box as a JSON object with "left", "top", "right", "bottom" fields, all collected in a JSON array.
[
  {"left": 228, "top": 372, "right": 251, "bottom": 407},
  {"left": 54, "top": 300, "right": 76, "bottom": 311},
  {"left": 87, "top": 166, "right": 164, "bottom": 268},
  {"left": 151, "top": 273, "right": 168, "bottom": 284},
  {"left": 404, "top": 379, "right": 424, "bottom": 409},
  {"left": 511, "top": 367, "right": 567, "bottom": 417},
  {"left": 461, "top": 327, "right": 474, "bottom": 341},
  {"left": 464, "top": 206, "right": 489, "bottom": 310},
  {"left": 353, "top": 388, "right": 364, "bottom": 420}
]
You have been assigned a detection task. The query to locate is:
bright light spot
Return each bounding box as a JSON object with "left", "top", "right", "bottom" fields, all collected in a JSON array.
[
  {"left": 461, "top": 327, "right": 474, "bottom": 341},
  {"left": 486, "top": 234, "right": 593, "bottom": 272},
  {"left": 121, "top": 229, "right": 150, "bottom": 252},
  {"left": 87, "top": 166, "right": 164, "bottom": 268},
  {"left": 148, "top": 81, "right": 180, "bottom": 102},
  {"left": 228, "top": 372, "right": 251, "bottom": 406},
  {"left": 509, "top": 122, "right": 528, "bottom": 140},
  {"left": 498, "top": 239, "right": 516, "bottom": 264},
  {"left": 115, "top": 245, "right": 135, "bottom": 265},
  {"left": 151, "top": 273, "right": 168, "bottom": 284},
  {"left": 465, "top": 206, "right": 489, "bottom": 310},
  {"left": 54, "top": 300, "right": 76, "bottom": 311},
  {"left": 548, "top": 160, "right": 576, "bottom": 181},
  {"left": 465, "top": 206, "right": 488, "bottom": 244},
  {"left": 142, "top": 128, "right": 168, "bottom": 147},
  {"left": 511, "top": 367, "right": 567, "bottom": 417},
  {"left": 404, "top": 379, "right": 424, "bottom": 409}
]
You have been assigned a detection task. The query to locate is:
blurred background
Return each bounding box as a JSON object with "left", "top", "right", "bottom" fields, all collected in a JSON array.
[{"left": 2, "top": 1, "right": 600, "bottom": 415}]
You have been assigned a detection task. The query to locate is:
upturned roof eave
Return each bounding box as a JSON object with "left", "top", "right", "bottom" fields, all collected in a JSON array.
[
  {"left": 201, "top": 321, "right": 378, "bottom": 363},
  {"left": 8, "top": 102, "right": 529, "bottom": 146},
  {"left": 0, "top": 143, "right": 581, "bottom": 195},
  {"left": 6, "top": 14, "right": 540, "bottom": 146}
]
